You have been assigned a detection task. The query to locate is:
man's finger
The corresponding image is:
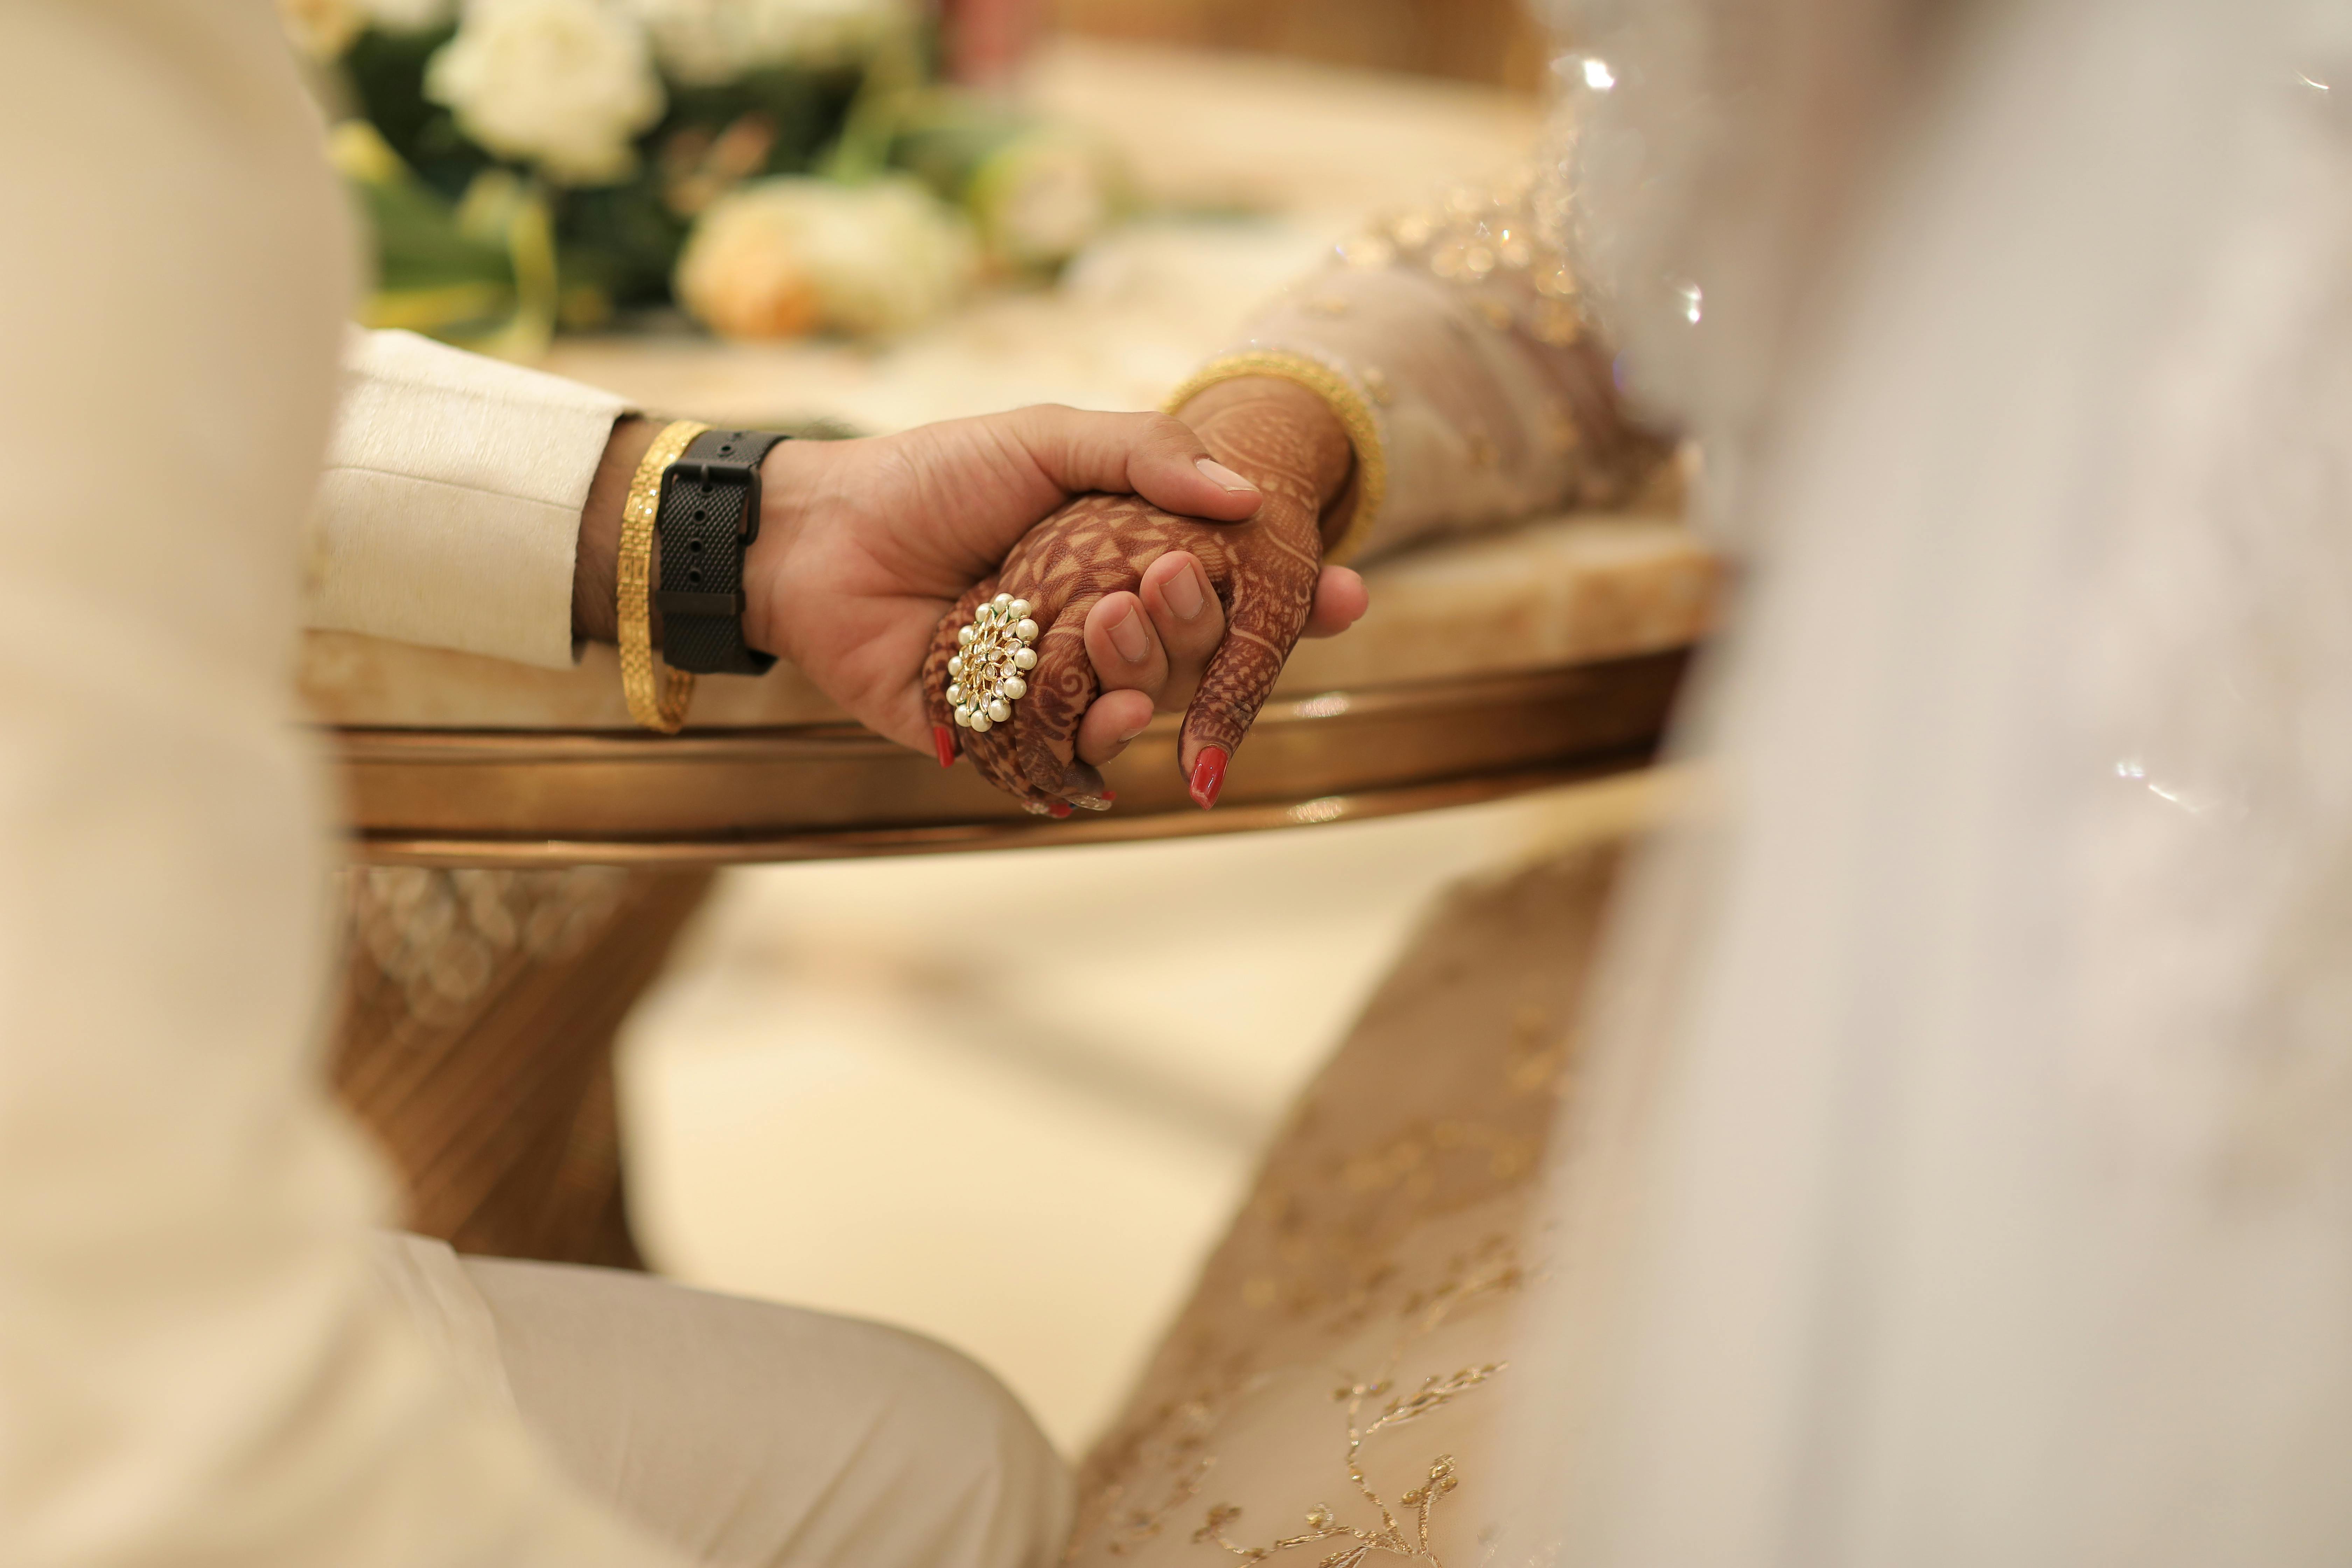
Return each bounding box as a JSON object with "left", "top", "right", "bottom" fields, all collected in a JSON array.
[
  {"left": 1301, "top": 564, "right": 1369, "bottom": 639},
  {"left": 1083, "top": 590, "right": 1171, "bottom": 707},
  {"left": 1075, "top": 688, "right": 1156, "bottom": 768},
  {"left": 1136, "top": 551, "right": 1226, "bottom": 713},
  {"left": 1007, "top": 406, "right": 1262, "bottom": 523}
]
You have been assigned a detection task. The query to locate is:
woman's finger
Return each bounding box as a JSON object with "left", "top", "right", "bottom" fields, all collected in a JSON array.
[
  {"left": 932, "top": 580, "right": 1076, "bottom": 808},
  {"left": 985, "top": 492, "right": 1184, "bottom": 808},
  {"left": 1176, "top": 548, "right": 1319, "bottom": 810},
  {"left": 1136, "top": 551, "right": 1227, "bottom": 713},
  {"left": 921, "top": 577, "right": 999, "bottom": 769},
  {"left": 1005, "top": 590, "right": 1112, "bottom": 806}
]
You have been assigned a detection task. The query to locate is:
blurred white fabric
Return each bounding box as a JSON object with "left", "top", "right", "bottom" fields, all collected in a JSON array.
[
  {"left": 1508, "top": 0, "right": 2352, "bottom": 1562},
  {"left": 0, "top": 5, "right": 665, "bottom": 1563},
  {"left": 0, "top": 5, "right": 1067, "bottom": 1565}
]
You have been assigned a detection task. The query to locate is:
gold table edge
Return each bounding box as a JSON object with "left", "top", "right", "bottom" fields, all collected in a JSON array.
[
  {"left": 323, "top": 654, "right": 1688, "bottom": 763},
  {"left": 345, "top": 754, "right": 1655, "bottom": 868}
]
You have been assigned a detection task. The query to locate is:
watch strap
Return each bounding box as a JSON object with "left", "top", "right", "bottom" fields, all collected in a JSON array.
[{"left": 654, "top": 427, "right": 787, "bottom": 675}]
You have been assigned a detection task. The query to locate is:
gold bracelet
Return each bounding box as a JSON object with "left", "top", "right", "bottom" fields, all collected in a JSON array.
[
  {"left": 1163, "top": 349, "right": 1390, "bottom": 565},
  {"left": 619, "top": 419, "right": 709, "bottom": 734}
]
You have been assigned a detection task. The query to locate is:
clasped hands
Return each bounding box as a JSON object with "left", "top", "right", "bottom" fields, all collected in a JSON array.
[{"left": 584, "top": 378, "right": 1363, "bottom": 811}]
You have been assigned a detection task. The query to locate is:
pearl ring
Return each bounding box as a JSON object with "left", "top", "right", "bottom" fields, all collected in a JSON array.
[{"left": 947, "top": 593, "right": 1041, "bottom": 733}]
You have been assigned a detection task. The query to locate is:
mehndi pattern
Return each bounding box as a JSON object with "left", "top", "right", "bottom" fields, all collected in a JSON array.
[{"left": 924, "top": 391, "right": 1338, "bottom": 808}]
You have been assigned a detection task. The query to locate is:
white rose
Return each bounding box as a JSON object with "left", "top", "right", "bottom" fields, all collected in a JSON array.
[
  {"left": 426, "top": 0, "right": 665, "bottom": 185},
  {"left": 625, "top": 0, "right": 905, "bottom": 86},
  {"left": 278, "top": 0, "right": 367, "bottom": 57},
  {"left": 676, "top": 176, "right": 974, "bottom": 339}
]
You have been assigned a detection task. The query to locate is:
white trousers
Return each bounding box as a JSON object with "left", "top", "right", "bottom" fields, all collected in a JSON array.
[{"left": 377, "top": 1236, "right": 1073, "bottom": 1568}]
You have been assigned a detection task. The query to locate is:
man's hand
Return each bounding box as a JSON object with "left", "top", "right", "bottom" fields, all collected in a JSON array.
[
  {"left": 924, "top": 376, "right": 1367, "bottom": 811},
  {"left": 576, "top": 403, "right": 1360, "bottom": 755}
]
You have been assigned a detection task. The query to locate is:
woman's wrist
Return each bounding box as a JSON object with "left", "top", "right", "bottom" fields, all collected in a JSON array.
[{"left": 1173, "top": 377, "right": 1355, "bottom": 544}]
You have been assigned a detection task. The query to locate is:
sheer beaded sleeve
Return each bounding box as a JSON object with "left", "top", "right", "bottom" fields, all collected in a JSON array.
[{"left": 1172, "top": 170, "right": 1675, "bottom": 564}]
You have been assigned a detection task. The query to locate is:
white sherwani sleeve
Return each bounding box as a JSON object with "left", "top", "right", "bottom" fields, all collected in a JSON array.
[
  {"left": 307, "top": 326, "right": 631, "bottom": 669},
  {"left": 0, "top": 4, "right": 676, "bottom": 1563}
]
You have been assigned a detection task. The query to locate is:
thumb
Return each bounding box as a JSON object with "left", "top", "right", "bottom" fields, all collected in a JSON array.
[{"left": 1005, "top": 406, "right": 1264, "bottom": 521}]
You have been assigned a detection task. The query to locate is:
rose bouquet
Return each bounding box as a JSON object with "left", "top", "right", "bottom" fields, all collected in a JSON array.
[{"left": 281, "top": 0, "right": 1125, "bottom": 355}]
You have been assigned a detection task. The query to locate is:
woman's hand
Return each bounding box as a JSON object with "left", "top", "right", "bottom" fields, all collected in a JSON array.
[{"left": 924, "top": 377, "right": 1364, "bottom": 811}]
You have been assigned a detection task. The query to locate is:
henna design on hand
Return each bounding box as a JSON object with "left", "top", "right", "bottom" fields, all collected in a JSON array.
[{"left": 924, "top": 389, "right": 1349, "bottom": 808}]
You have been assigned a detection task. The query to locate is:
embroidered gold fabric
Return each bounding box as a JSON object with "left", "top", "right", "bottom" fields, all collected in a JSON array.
[
  {"left": 1070, "top": 841, "right": 1627, "bottom": 1568},
  {"left": 1338, "top": 166, "right": 1589, "bottom": 351},
  {"left": 620, "top": 418, "right": 708, "bottom": 733}
]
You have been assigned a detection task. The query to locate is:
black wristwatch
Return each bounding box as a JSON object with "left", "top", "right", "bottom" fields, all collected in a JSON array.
[{"left": 654, "top": 427, "right": 788, "bottom": 675}]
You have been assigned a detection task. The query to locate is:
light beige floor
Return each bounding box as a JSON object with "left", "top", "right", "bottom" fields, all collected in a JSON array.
[{"left": 618, "top": 773, "right": 1658, "bottom": 1454}]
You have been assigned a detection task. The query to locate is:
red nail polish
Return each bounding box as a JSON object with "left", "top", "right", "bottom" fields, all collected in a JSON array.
[
  {"left": 1100, "top": 788, "right": 1116, "bottom": 803},
  {"left": 1048, "top": 800, "right": 1073, "bottom": 819},
  {"left": 932, "top": 726, "right": 957, "bottom": 769},
  {"left": 1189, "top": 746, "right": 1229, "bottom": 811}
]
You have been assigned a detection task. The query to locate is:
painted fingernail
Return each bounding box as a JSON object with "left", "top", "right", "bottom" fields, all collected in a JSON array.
[
  {"left": 1189, "top": 745, "right": 1229, "bottom": 811},
  {"left": 1164, "top": 565, "right": 1205, "bottom": 622},
  {"left": 1048, "top": 800, "right": 1074, "bottom": 819},
  {"left": 1109, "top": 603, "right": 1151, "bottom": 663},
  {"left": 932, "top": 725, "right": 957, "bottom": 769},
  {"left": 1196, "top": 457, "right": 1258, "bottom": 493}
]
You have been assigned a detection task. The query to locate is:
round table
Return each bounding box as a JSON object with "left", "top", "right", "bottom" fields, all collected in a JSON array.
[
  {"left": 314, "top": 506, "right": 1712, "bottom": 1263},
  {"left": 312, "top": 510, "right": 1714, "bottom": 866},
  {"left": 308, "top": 43, "right": 1707, "bottom": 1273}
]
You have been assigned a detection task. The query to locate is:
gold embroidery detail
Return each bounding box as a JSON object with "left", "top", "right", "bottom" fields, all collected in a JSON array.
[
  {"left": 1068, "top": 852, "right": 1623, "bottom": 1568},
  {"left": 1191, "top": 1249, "right": 1521, "bottom": 1568},
  {"left": 1366, "top": 170, "right": 1591, "bottom": 347}
]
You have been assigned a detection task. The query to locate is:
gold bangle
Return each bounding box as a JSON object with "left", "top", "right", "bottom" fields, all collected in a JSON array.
[
  {"left": 619, "top": 419, "right": 709, "bottom": 734},
  {"left": 1163, "top": 350, "right": 1390, "bottom": 565}
]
